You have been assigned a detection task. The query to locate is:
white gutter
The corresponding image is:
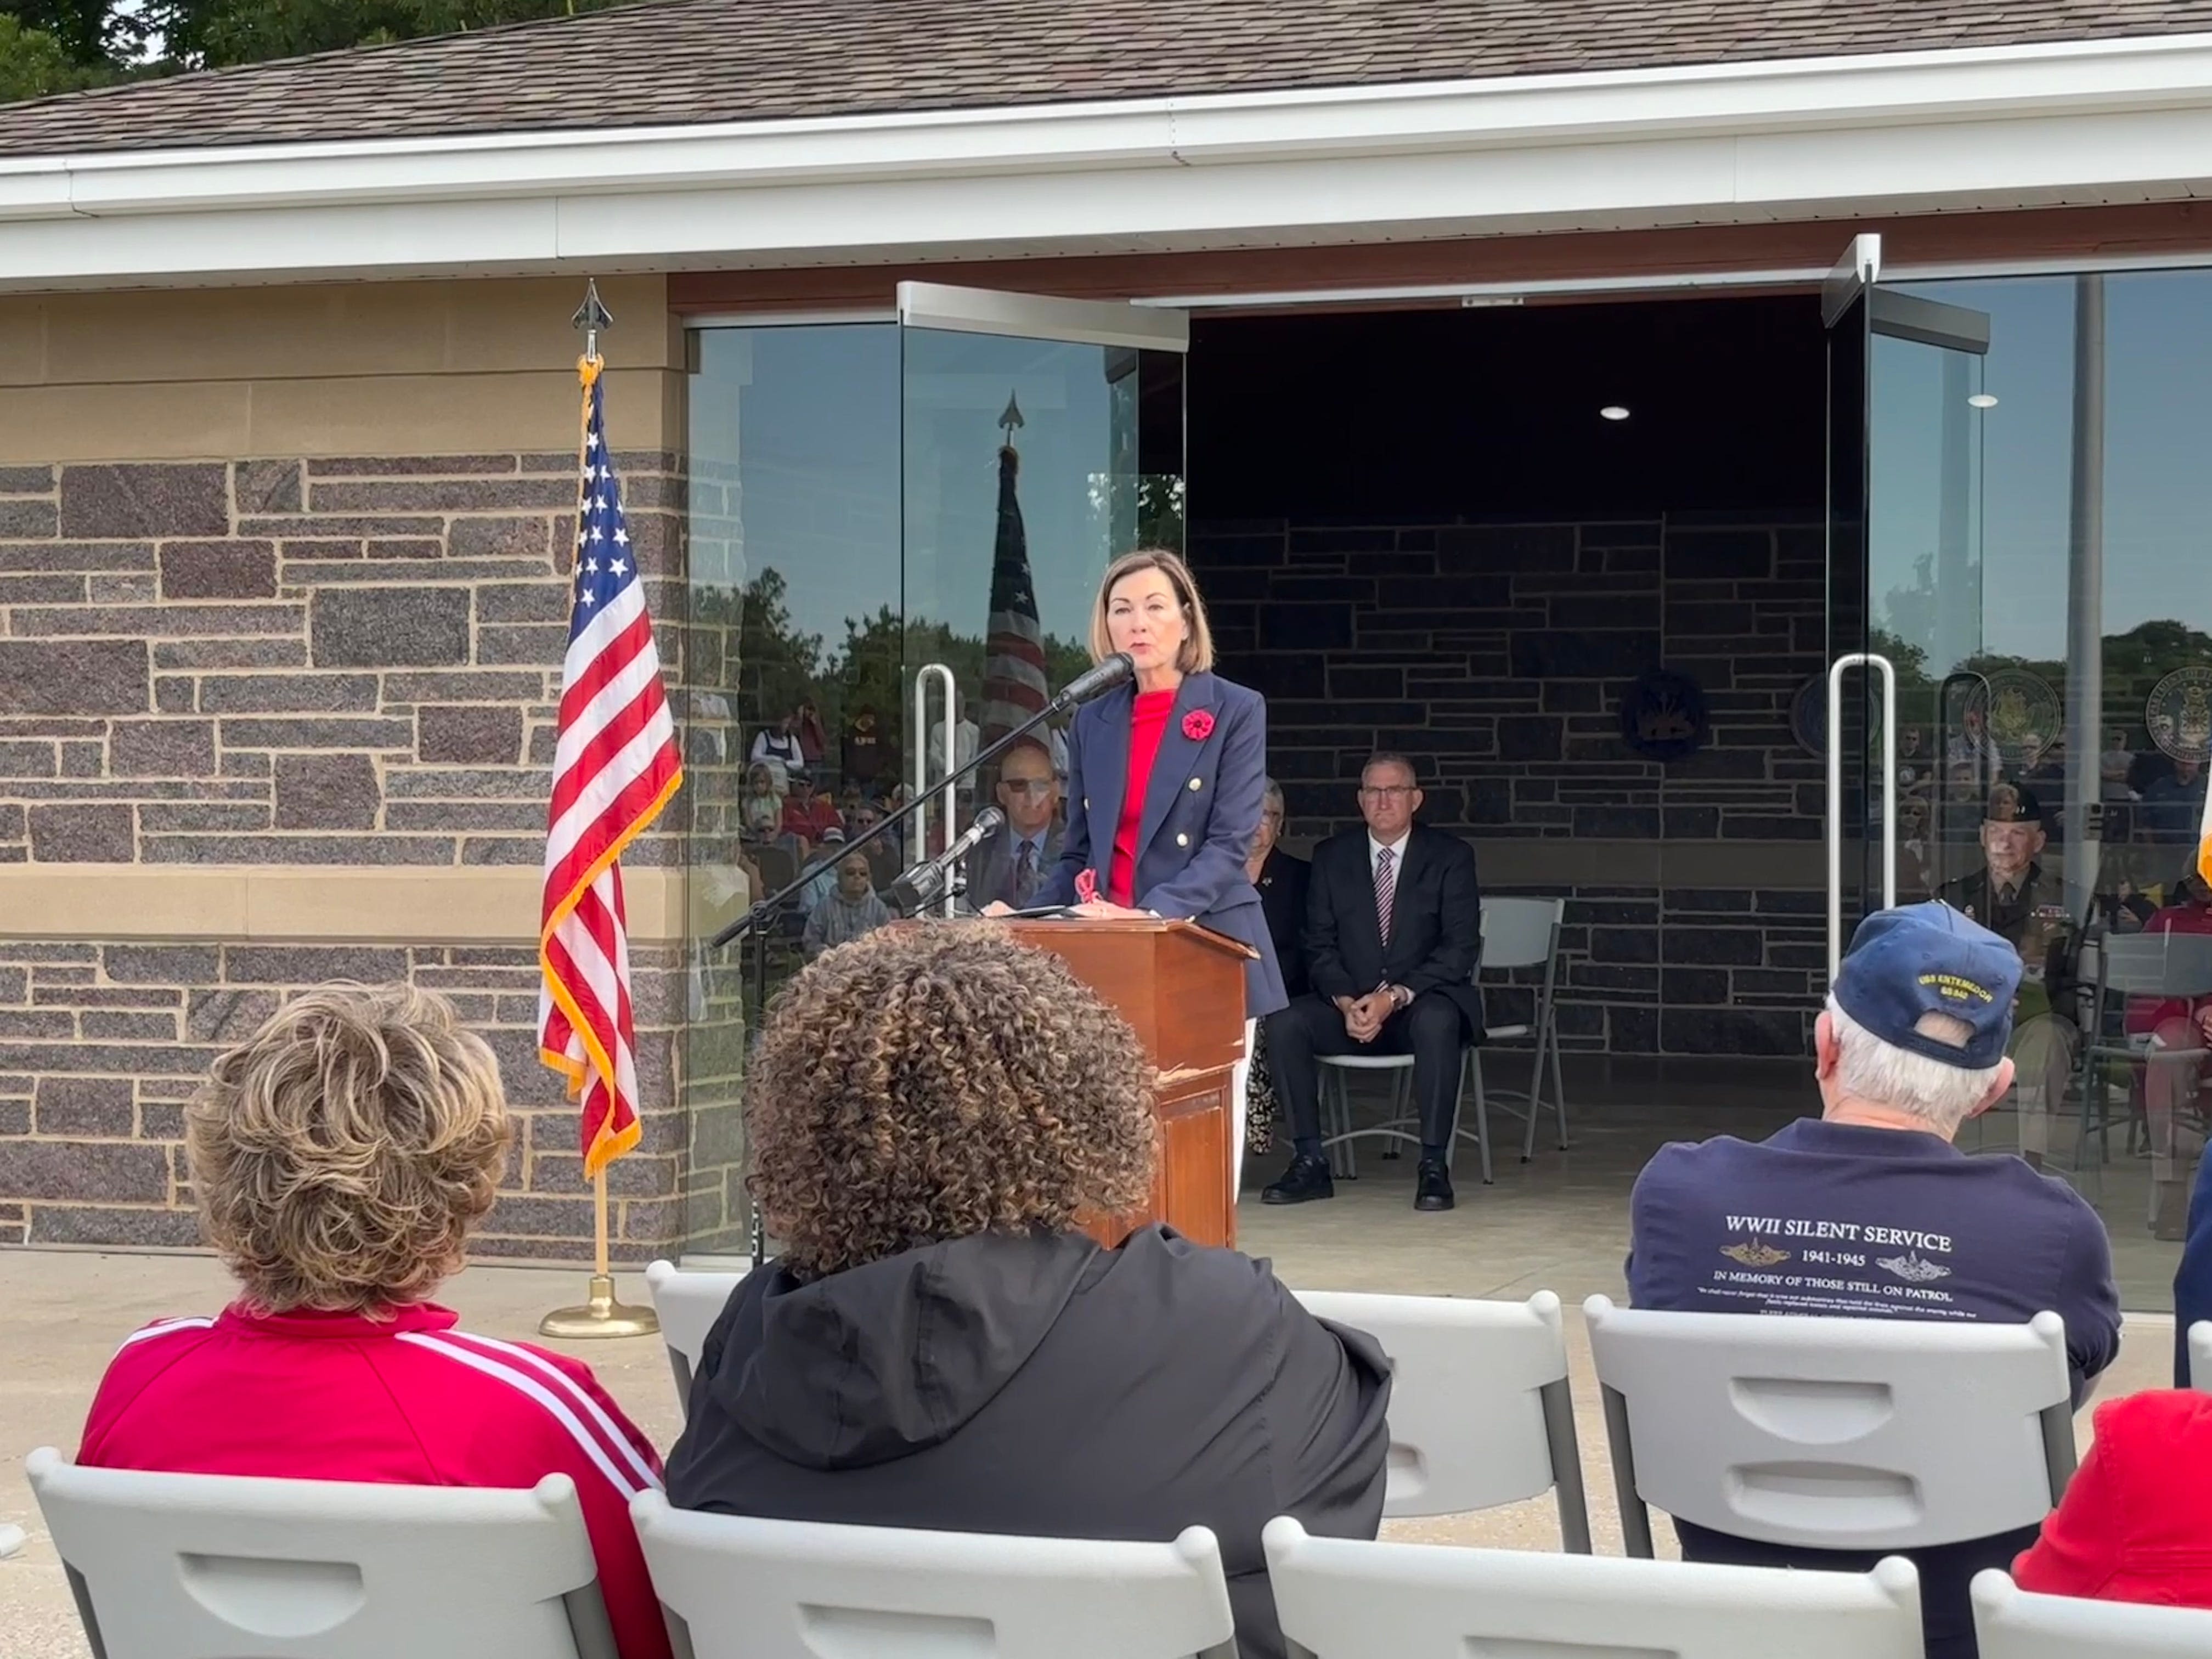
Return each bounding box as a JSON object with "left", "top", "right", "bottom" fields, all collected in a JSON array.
[{"left": 6, "top": 31, "right": 2212, "bottom": 286}]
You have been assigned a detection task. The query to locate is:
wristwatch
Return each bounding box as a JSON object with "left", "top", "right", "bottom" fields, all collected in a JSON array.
[{"left": 1387, "top": 984, "right": 1412, "bottom": 1010}]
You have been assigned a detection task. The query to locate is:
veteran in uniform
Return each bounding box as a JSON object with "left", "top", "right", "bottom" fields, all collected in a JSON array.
[{"left": 1936, "top": 782, "right": 2077, "bottom": 1169}]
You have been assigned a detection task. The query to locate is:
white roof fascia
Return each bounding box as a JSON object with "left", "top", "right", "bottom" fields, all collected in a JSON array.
[{"left": 4, "top": 31, "right": 2212, "bottom": 287}]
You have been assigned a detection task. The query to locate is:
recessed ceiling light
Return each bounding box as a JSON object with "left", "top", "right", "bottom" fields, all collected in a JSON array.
[
  {"left": 1600, "top": 405, "right": 1631, "bottom": 421},
  {"left": 1968, "top": 393, "right": 1999, "bottom": 409}
]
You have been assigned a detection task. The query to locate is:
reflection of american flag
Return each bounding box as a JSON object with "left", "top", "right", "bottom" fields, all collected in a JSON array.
[
  {"left": 539, "top": 370, "right": 682, "bottom": 1177},
  {"left": 980, "top": 444, "right": 1047, "bottom": 747}
]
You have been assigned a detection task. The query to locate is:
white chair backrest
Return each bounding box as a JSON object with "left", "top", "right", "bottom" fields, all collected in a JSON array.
[
  {"left": 646, "top": 1259, "right": 746, "bottom": 1412},
  {"left": 2098, "top": 930, "right": 2212, "bottom": 998},
  {"left": 1584, "top": 1297, "right": 2073, "bottom": 1551},
  {"left": 1972, "top": 1568, "right": 2212, "bottom": 1658},
  {"left": 1478, "top": 896, "right": 1563, "bottom": 971},
  {"left": 631, "top": 1492, "right": 1238, "bottom": 1659},
  {"left": 2190, "top": 1319, "right": 2212, "bottom": 1392},
  {"left": 1292, "top": 1288, "right": 1585, "bottom": 1541},
  {"left": 1262, "top": 1517, "right": 1924, "bottom": 1659},
  {"left": 28, "top": 1449, "right": 614, "bottom": 1659}
]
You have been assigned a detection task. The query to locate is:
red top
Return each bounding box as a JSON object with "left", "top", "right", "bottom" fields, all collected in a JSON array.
[
  {"left": 79, "top": 1301, "right": 672, "bottom": 1659},
  {"left": 1107, "top": 689, "right": 1177, "bottom": 907},
  {"left": 2013, "top": 1389, "right": 2212, "bottom": 1607},
  {"left": 781, "top": 794, "right": 843, "bottom": 839}
]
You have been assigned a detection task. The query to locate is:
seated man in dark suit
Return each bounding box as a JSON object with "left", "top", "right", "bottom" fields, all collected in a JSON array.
[
  {"left": 1260, "top": 753, "right": 1482, "bottom": 1212},
  {"left": 963, "top": 738, "right": 1064, "bottom": 911}
]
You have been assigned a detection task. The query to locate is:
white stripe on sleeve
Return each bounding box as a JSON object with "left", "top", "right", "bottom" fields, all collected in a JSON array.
[
  {"left": 394, "top": 1331, "right": 646, "bottom": 1498},
  {"left": 433, "top": 1330, "right": 661, "bottom": 1491}
]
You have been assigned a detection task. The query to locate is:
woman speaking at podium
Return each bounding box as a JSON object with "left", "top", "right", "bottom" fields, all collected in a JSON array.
[{"left": 1031, "top": 549, "right": 1286, "bottom": 1186}]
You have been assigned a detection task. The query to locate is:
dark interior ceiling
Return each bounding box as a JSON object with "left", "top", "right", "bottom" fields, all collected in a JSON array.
[{"left": 1186, "top": 295, "right": 1829, "bottom": 523}]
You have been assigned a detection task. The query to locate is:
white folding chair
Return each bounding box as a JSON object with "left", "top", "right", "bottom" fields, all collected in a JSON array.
[
  {"left": 2190, "top": 1318, "right": 2212, "bottom": 1391},
  {"left": 1584, "top": 1297, "right": 2076, "bottom": 1558},
  {"left": 630, "top": 1492, "right": 1238, "bottom": 1659},
  {"left": 645, "top": 1259, "right": 747, "bottom": 1414},
  {"left": 28, "top": 1448, "right": 617, "bottom": 1659},
  {"left": 1476, "top": 895, "right": 1570, "bottom": 1160},
  {"left": 1972, "top": 1568, "right": 2212, "bottom": 1657},
  {"left": 1263, "top": 1517, "right": 1923, "bottom": 1659},
  {"left": 1291, "top": 1288, "right": 1589, "bottom": 1548}
]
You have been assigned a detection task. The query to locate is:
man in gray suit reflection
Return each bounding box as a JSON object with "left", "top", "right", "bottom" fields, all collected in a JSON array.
[{"left": 964, "top": 738, "right": 1064, "bottom": 911}]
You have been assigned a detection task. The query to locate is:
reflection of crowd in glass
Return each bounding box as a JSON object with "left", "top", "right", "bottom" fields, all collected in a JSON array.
[
  {"left": 1894, "top": 709, "right": 2212, "bottom": 1241},
  {"left": 738, "top": 694, "right": 1071, "bottom": 954}
]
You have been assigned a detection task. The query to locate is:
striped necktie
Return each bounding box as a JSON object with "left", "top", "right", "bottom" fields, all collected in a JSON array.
[
  {"left": 1375, "top": 845, "right": 1395, "bottom": 945},
  {"left": 1014, "top": 838, "right": 1038, "bottom": 907}
]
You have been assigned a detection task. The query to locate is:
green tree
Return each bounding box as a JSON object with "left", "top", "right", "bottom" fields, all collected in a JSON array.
[
  {"left": 0, "top": 15, "right": 88, "bottom": 99},
  {"left": 0, "top": 2, "right": 654, "bottom": 104}
]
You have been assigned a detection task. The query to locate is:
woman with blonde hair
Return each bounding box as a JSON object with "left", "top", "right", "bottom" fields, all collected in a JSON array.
[
  {"left": 1015, "top": 548, "right": 1285, "bottom": 1186},
  {"left": 76, "top": 983, "right": 670, "bottom": 1659},
  {"left": 665, "top": 924, "right": 1388, "bottom": 1659}
]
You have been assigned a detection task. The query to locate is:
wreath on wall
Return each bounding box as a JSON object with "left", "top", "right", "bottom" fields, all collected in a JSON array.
[{"left": 1618, "top": 668, "right": 1709, "bottom": 761}]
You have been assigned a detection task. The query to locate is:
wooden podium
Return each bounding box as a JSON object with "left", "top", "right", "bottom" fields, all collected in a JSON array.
[{"left": 1001, "top": 916, "right": 1252, "bottom": 1251}]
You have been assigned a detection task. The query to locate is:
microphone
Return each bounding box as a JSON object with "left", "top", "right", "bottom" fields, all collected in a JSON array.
[
  {"left": 1048, "top": 652, "right": 1135, "bottom": 711},
  {"left": 889, "top": 807, "right": 1005, "bottom": 916}
]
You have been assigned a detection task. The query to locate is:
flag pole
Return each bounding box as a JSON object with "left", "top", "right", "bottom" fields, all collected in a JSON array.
[{"left": 538, "top": 279, "right": 658, "bottom": 1342}]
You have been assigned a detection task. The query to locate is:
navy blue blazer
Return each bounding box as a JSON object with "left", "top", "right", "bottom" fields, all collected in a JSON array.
[{"left": 1040, "top": 672, "right": 1287, "bottom": 1021}]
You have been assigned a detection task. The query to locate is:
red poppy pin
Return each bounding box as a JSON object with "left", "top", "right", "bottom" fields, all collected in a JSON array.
[{"left": 1182, "top": 709, "right": 1215, "bottom": 742}]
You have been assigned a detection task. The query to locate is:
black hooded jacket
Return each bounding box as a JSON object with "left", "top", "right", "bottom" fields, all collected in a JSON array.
[{"left": 663, "top": 1224, "right": 1391, "bottom": 1659}]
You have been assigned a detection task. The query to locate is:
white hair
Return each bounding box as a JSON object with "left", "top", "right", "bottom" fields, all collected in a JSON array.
[
  {"left": 1261, "top": 777, "right": 1285, "bottom": 816},
  {"left": 1825, "top": 995, "right": 2001, "bottom": 1136}
]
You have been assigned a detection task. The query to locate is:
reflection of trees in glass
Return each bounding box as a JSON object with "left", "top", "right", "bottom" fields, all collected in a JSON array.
[
  {"left": 718, "top": 572, "right": 1090, "bottom": 740},
  {"left": 1087, "top": 473, "right": 1187, "bottom": 556}
]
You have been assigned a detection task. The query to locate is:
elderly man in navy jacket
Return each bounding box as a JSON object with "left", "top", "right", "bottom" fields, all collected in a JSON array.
[{"left": 1626, "top": 902, "right": 2121, "bottom": 1659}]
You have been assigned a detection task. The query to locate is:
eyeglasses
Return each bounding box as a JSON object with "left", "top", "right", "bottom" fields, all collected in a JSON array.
[
  {"left": 1358, "top": 785, "right": 1418, "bottom": 800},
  {"left": 1001, "top": 780, "right": 1056, "bottom": 797}
]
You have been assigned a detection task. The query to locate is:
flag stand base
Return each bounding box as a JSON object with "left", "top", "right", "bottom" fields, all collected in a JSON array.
[{"left": 538, "top": 1273, "right": 658, "bottom": 1340}]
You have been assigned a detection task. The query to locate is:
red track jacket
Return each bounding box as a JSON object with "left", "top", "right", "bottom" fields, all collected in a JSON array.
[
  {"left": 78, "top": 1300, "right": 672, "bottom": 1659},
  {"left": 2013, "top": 1389, "right": 2212, "bottom": 1609}
]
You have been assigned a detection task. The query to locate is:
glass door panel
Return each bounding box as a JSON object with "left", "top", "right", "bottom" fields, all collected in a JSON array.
[
  {"left": 1825, "top": 236, "right": 1992, "bottom": 976},
  {"left": 896, "top": 283, "right": 1188, "bottom": 882}
]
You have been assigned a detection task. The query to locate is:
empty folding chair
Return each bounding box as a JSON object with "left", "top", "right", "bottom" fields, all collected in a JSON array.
[
  {"left": 1584, "top": 1297, "right": 2075, "bottom": 1559},
  {"left": 1262, "top": 1517, "right": 1923, "bottom": 1659},
  {"left": 1291, "top": 1288, "right": 1589, "bottom": 1548},
  {"left": 645, "top": 1259, "right": 747, "bottom": 1413},
  {"left": 2191, "top": 1319, "right": 2212, "bottom": 1392},
  {"left": 630, "top": 1493, "right": 1237, "bottom": 1659},
  {"left": 1476, "top": 895, "right": 1570, "bottom": 1160},
  {"left": 1972, "top": 1568, "right": 2212, "bottom": 1658},
  {"left": 29, "top": 1448, "right": 617, "bottom": 1659}
]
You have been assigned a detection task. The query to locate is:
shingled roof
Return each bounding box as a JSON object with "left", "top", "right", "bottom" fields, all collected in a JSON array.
[{"left": 3, "top": 0, "right": 2210, "bottom": 159}]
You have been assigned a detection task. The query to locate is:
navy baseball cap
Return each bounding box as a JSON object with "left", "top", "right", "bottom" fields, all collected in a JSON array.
[{"left": 1833, "top": 902, "right": 2022, "bottom": 1070}]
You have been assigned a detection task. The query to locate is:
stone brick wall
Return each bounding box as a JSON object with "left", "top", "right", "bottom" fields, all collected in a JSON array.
[
  {"left": 0, "top": 940, "right": 695, "bottom": 1256},
  {"left": 0, "top": 452, "right": 684, "bottom": 866},
  {"left": 0, "top": 450, "right": 751, "bottom": 1259},
  {"left": 1191, "top": 512, "right": 1828, "bottom": 1055}
]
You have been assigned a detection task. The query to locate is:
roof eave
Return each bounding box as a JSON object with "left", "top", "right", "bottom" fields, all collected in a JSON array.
[{"left": 5, "top": 31, "right": 2212, "bottom": 290}]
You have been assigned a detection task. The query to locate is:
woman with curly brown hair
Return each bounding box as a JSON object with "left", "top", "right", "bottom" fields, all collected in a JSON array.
[
  {"left": 75, "top": 983, "right": 671, "bottom": 1659},
  {"left": 663, "top": 924, "right": 1390, "bottom": 1659}
]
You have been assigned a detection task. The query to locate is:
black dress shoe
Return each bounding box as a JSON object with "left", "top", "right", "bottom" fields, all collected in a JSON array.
[
  {"left": 1414, "top": 1156, "right": 1455, "bottom": 1212},
  {"left": 1261, "top": 1153, "right": 1335, "bottom": 1205}
]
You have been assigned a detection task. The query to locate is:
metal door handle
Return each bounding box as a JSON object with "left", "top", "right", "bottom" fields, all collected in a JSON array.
[
  {"left": 912, "top": 663, "right": 958, "bottom": 917},
  {"left": 1828, "top": 653, "right": 1898, "bottom": 980}
]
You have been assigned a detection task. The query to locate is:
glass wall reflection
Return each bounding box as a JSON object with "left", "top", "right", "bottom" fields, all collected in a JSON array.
[
  {"left": 681, "top": 320, "right": 1185, "bottom": 1249},
  {"left": 900, "top": 326, "right": 1184, "bottom": 865},
  {"left": 682, "top": 323, "right": 901, "bottom": 1252},
  {"left": 1873, "top": 271, "right": 2212, "bottom": 1308}
]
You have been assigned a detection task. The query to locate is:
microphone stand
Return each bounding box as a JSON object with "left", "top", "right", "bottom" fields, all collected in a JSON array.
[{"left": 709, "top": 657, "right": 1130, "bottom": 1265}]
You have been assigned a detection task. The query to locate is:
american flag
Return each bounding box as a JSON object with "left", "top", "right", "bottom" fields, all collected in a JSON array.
[
  {"left": 979, "top": 442, "right": 1047, "bottom": 749},
  {"left": 539, "top": 369, "right": 682, "bottom": 1177}
]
